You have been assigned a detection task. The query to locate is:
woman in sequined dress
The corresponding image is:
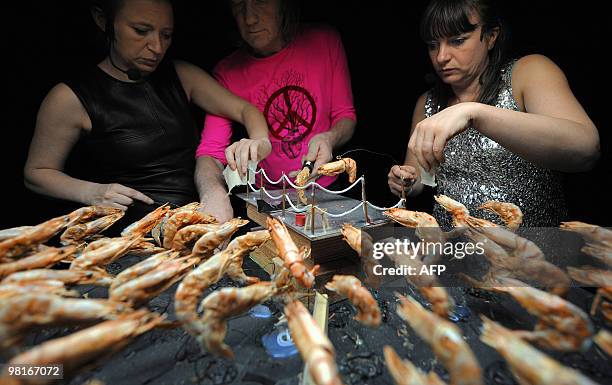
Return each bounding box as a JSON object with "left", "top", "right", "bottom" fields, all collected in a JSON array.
[{"left": 388, "top": 0, "right": 599, "bottom": 228}]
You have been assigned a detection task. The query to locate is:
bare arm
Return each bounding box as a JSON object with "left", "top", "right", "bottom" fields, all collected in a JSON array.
[
  {"left": 409, "top": 55, "right": 600, "bottom": 173},
  {"left": 388, "top": 93, "right": 426, "bottom": 198},
  {"left": 473, "top": 55, "right": 599, "bottom": 171},
  {"left": 194, "top": 156, "right": 233, "bottom": 224},
  {"left": 318, "top": 117, "right": 356, "bottom": 148},
  {"left": 175, "top": 60, "right": 271, "bottom": 176},
  {"left": 24, "top": 84, "right": 153, "bottom": 210}
]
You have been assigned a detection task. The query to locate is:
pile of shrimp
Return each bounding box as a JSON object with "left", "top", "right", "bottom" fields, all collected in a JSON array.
[
  {"left": 379, "top": 195, "right": 608, "bottom": 385},
  {"left": 1, "top": 196, "right": 609, "bottom": 385},
  {"left": 0, "top": 203, "right": 288, "bottom": 382}
]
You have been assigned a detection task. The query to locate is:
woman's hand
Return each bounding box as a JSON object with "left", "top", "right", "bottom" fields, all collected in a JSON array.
[
  {"left": 388, "top": 165, "right": 418, "bottom": 198},
  {"left": 408, "top": 102, "right": 477, "bottom": 172},
  {"left": 83, "top": 183, "right": 154, "bottom": 210},
  {"left": 225, "top": 137, "right": 272, "bottom": 177},
  {"left": 303, "top": 133, "right": 334, "bottom": 176}
]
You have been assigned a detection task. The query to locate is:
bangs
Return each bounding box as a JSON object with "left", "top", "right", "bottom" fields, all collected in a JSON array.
[{"left": 420, "top": 0, "right": 478, "bottom": 42}]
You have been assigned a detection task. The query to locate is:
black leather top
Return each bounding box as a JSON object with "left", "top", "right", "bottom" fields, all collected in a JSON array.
[{"left": 64, "top": 61, "right": 199, "bottom": 221}]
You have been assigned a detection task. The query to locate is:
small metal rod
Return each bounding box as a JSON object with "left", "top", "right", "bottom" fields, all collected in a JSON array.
[
  {"left": 401, "top": 177, "right": 407, "bottom": 209},
  {"left": 246, "top": 167, "right": 250, "bottom": 201},
  {"left": 362, "top": 176, "right": 370, "bottom": 224},
  {"left": 259, "top": 171, "right": 264, "bottom": 201},
  {"left": 282, "top": 172, "right": 286, "bottom": 218},
  {"left": 310, "top": 183, "right": 316, "bottom": 235}
]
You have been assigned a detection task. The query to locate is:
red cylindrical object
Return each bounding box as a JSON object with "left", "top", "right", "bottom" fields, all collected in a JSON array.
[{"left": 295, "top": 213, "right": 306, "bottom": 226}]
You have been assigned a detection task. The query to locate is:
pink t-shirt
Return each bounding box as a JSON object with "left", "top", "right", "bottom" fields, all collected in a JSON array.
[{"left": 196, "top": 25, "right": 356, "bottom": 189}]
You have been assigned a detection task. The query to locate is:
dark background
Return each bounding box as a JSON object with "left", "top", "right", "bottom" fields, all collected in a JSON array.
[{"left": 3, "top": 0, "right": 609, "bottom": 228}]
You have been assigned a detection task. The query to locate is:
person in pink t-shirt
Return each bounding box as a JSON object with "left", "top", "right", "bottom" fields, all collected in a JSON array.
[{"left": 195, "top": 0, "right": 357, "bottom": 223}]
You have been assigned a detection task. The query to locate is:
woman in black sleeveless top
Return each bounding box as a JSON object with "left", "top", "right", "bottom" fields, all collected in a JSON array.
[{"left": 24, "top": 0, "right": 271, "bottom": 224}]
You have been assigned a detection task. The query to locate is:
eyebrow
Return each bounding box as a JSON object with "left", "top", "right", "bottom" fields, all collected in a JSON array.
[{"left": 130, "top": 22, "right": 173, "bottom": 32}]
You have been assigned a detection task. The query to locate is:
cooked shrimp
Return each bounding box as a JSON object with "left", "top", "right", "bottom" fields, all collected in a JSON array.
[
  {"left": 464, "top": 230, "right": 569, "bottom": 295},
  {"left": 0, "top": 279, "right": 79, "bottom": 299},
  {"left": 285, "top": 300, "right": 344, "bottom": 385},
  {"left": 317, "top": 157, "right": 357, "bottom": 183},
  {"left": 383, "top": 208, "right": 449, "bottom": 264},
  {"left": 61, "top": 212, "right": 125, "bottom": 245},
  {"left": 176, "top": 202, "right": 202, "bottom": 212},
  {"left": 594, "top": 330, "right": 612, "bottom": 356},
  {"left": 171, "top": 223, "right": 221, "bottom": 252},
  {"left": 174, "top": 230, "right": 270, "bottom": 337},
  {"left": 341, "top": 223, "right": 381, "bottom": 288},
  {"left": 191, "top": 218, "right": 249, "bottom": 258},
  {"left": 580, "top": 244, "right": 612, "bottom": 267},
  {"left": 466, "top": 217, "right": 544, "bottom": 260},
  {"left": 478, "top": 201, "right": 523, "bottom": 230},
  {"left": 325, "top": 275, "right": 381, "bottom": 327},
  {"left": 0, "top": 294, "right": 131, "bottom": 348},
  {"left": 491, "top": 277, "right": 593, "bottom": 352},
  {"left": 296, "top": 165, "right": 311, "bottom": 205},
  {"left": 2, "top": 267, "right": 113, "bottom": 287},
  {"left": 0, "top": 226, "right": 33, "bottom": 241},
  {"left": 561, "top": 221, "right": 612, "bottom": 249},
  {"left": 121, "top": 204, "right": 170, "bottom": 237},
  {"left": 109, "top": 253, "right": 195, "bottom": 307},
  {"left": 396, "top": 294, "right": 482, "bottom": 385},
  {"left": 6, "top": 310, "right": 163, "bottom": 379},
  {"left": 151, "top": 202, "right": 202, "bottom": 245},
  {"left": 109, "top": 250, "right": 176, "bottom": 291},
  {"left": 0, "top": 215, "right": 71, "bottom": 259},
  {"left": 223, "top": 229, "right": 269, "bottom": 284},
  {"left": 0, "top": 246, "right": 78, "bottom": 279},
  {"left": 128, "top": 241, "right": 166, "bottom": 257},
  {"left": 175, "top": 250, "right": 234, "bottom": 335},
  {"left": 383, "top": 345, "right": 445, "bottom": 385},
  {"left": 267, "top": 217, "right": 319, "bottom": 288},
  {"left": 67, "top": 206, "right": 124, "bottom": 226},
  {"left": 383, "top": 208, "right": 440, "bottom": 229},
  {"left": 70, "top": 235, "right": 143, "bottom": 270},
  {"left": 197, "top": 281, "right": 282, "bottom": 358},
  {"left": 567, "top": 266, "right": 612, "bottom": 319},
  {"left": 434, "top": 195, "right": 470, "bottom": 228},
  {"left": 162, "top": 209, "right": 217, "bottom": 249},
  {"left": 480, "top": 316, "right": 599, "bottom": 385},
  {"left": 383, "top": 238, "right": 454, "bottom": 318},
  {"left": 341, "top": 223, "right": 365, "bottom": 256},
  {"left": 420, "top": 286, "right": 455, "bottom": 319}
]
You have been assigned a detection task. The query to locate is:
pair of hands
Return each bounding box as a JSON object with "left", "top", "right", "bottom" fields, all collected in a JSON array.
[
  {"left": 224, "top": 133, "right": 334, "bottom": 180},
  {"left": 214, "top": 133, "right": 333, "bottom": 224}
]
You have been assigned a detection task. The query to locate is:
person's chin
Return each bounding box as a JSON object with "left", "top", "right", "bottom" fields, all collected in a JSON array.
[
  {"left": 136, "top": 63, "right": 158, "bottom": 74},
  {"left": 439, "top": 73, "right": 460, "bottom": 83}
]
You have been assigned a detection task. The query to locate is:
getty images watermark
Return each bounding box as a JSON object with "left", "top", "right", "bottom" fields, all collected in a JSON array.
[{"left": 370, "top": 239, "right": 486, "bottom": 276}]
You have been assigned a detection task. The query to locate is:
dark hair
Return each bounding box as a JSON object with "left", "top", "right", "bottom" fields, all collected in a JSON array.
[
  {"left": 90, "top": 0, "right": 124, "bottom": 42},
  {"left": 90, "top": 0, "right": 173, "bottom": 43},
  {"left": 420, "top": 0, "right": 508, "bottom": 107},
  {"left": 278, "top": 0, "right": 301, "bottom": 43}
]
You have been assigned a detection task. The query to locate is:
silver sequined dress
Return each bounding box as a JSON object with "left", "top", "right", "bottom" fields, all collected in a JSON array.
[{"left": 426, "top": 60, "right": 567, "bottom": 229}]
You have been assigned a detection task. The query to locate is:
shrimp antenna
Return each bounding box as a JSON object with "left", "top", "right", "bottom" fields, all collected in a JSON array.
[{"left": 338, "top": 148, "right": 400, "bottom": 166}]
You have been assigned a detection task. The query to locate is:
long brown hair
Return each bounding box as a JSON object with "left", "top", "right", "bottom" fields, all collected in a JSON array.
[{"left": 420, "top": 0, "right": 508, "bottom": 108}]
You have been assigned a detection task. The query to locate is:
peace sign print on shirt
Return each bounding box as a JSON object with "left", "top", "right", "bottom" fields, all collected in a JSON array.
[{"left": 262, "top": 72, "right": 317, "bottom": 159}]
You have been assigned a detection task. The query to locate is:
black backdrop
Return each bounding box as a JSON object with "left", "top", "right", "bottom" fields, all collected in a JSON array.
[{"left": 3, "top": 0, "right": 609, "bottom": 228}]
